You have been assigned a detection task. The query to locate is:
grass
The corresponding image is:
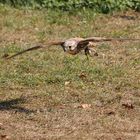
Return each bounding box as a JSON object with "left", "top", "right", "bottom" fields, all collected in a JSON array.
[{"left": 0, "top": 4, "right": 140, "bottom": 139}]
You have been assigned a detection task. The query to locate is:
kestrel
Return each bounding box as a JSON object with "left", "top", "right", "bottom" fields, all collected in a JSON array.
[{"left": 4, "top": 37, "right": 140, "bottom": 59}]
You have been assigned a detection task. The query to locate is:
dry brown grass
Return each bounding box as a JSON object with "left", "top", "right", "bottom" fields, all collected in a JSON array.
[{"left": 0, "top": 5, "right": 140, "bottom": 139}]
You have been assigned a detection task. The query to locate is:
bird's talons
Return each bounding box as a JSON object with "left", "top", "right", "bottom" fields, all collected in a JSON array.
[
  {"left": 84, "top": 47, "right": 98, "bottom": 58},
  {"left": 93, "top": 52, "right": 98, "bottom": 56}
]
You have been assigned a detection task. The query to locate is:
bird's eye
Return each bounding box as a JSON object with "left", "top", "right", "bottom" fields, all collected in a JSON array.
[{"left": 69, "top": 46, "right": 71, "bottom": 49}]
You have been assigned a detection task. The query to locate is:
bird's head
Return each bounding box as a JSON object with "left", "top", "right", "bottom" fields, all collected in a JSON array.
[{"left": 63, "top": 40, "right": 78, "bottom": 52}]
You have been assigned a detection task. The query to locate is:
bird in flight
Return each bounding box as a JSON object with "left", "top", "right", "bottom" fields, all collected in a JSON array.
[{"left": 3, "top": 37, "right": 140, "bottom": 59}]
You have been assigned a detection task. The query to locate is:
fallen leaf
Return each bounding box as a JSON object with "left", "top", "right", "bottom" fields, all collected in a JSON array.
[
  {"left": 81, "top": 104, "right": 91, "bottom": 109},
  {"left": 65, "top": 81, "right": 70, "bottom": 86},
  {"left": 122, "top": 100, "right": 134, "bottom": 109},
  {"left": 122, "top": 103, "right": 134, "bottom": 109},
  {"left": 73, "top": 103, "right": 91, "bottom": 109},
  {"left": 79, "top": 72, "right": 87, "bottom": 79}
]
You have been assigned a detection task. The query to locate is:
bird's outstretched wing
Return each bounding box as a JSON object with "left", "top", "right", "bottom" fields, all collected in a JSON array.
[
  {"left": 77, "top": 37, "right": 140, "bottom": 46},
  {"left": 4, "top": 41, "right": 64, "bottom": 59}
]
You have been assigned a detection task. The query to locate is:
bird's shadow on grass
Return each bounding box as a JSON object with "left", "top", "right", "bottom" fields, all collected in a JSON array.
[{"left": 0, "top": 97, "right": 35, "bottom": 114}]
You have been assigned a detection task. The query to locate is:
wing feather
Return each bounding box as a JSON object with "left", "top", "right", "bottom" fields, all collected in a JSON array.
[
  {"left": 78, "top": 37, "right": 140, "bottom": 45},
  {"left": 4, "top": 41, "right": 64, "bottom": 59}
]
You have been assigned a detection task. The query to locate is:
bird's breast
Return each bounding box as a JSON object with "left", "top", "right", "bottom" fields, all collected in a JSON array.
[
  {"left": 64, "top": 40, "right": 77, "bottom": 48},
  {"left": 67, "top": 50, "right": 79, "bottom": 55}
]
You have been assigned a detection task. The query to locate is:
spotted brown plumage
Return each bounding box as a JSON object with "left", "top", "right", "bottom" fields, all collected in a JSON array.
[{"left": 3, "top": 37, "right": 140, "bottom": 59}]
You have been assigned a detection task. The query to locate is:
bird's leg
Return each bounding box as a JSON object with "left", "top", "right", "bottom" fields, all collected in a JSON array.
[
  {"left": 84, "top": 47, "right": 98, "bottom": 60},
  {"left": 84, "top": 47, "right": 90, "bottom": 60}
]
